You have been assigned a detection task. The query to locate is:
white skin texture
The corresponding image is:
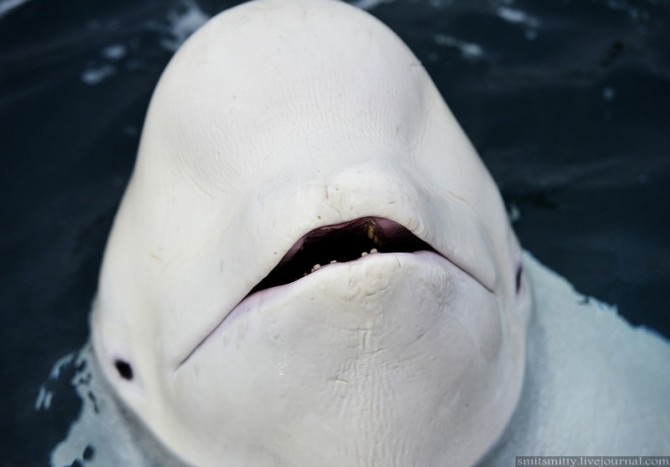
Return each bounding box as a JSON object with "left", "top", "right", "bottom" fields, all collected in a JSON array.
[{"left": 91, "top": 0, "right": 531, "bottom": 465}]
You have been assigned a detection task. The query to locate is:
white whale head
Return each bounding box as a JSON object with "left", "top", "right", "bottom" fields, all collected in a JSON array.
[{"left": 91, "top": 0, "right": 531, "bottom": 465}]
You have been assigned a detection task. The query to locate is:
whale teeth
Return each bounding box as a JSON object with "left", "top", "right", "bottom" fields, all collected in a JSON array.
[
  {"left": 367, "top": 223, "right": 375, "bottom": 240},
  {"left": 366, "top": 221, "right": 383, "bottom": 246},
  {"left": 300, "top": 248, "right": 382, "bottom": 281},
  {"left": 362, "top": 247, "right": 379, "bottom": 257},
  {"left": 304, "top": 249, "right": 380, "bottom": 276}
]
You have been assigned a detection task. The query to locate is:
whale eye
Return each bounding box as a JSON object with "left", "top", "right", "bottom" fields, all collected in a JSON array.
[
  {"left": 114, "top": 359, "right": 134, "bottom": 380},
  {"left": 515, "top": 265, "right": 523, "bottom": 294}
]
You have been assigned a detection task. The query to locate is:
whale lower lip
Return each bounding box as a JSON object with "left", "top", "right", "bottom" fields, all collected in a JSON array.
[{"left": 176, "top": 249, "right": 450, "bottom": 370}]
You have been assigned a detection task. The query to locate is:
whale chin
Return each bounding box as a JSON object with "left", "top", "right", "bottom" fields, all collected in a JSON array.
[{"left": 167, "top": 248, "right": 517, "bottom": 467}]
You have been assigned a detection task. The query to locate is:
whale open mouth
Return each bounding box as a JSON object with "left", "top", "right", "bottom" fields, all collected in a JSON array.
[
  {"left": 247, "top": 217, "right": 437, "bottom": 296},
  {"left": 177, "top": 216, "right": 492, "bottom": 368}
]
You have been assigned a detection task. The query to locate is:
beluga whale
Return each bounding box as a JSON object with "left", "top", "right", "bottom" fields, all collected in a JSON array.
[{"left": 49, "top": 0, "right": 670, "bottom": 466}]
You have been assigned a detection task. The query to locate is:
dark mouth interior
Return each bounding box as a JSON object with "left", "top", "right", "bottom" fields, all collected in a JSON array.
[{"left": 247, "top": 217, "right": 437, "bottom": 295}]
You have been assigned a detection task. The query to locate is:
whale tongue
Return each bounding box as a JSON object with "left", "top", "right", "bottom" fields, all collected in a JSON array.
[{"left": 248, "top": 217, "right": 436, "bottom": 295}]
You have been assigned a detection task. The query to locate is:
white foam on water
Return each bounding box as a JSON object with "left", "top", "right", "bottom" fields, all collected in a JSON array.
[
  {"left": 102, "top": 44, "right": 126, "bottom": 61},
  {"left": 48, "top": 345, "right": 186, "bottom": 466},
  {"left": 159, "top": 0, "right": 210, "bottom": 52},
  {"left": 79, "top": 43, "right": 130, "bottom": 86},
  {"left": 495, "top": 3, "right": 540, "bottom": 41},
  {"left": 496, "top": 6, "right": 539, "bottom": 28},
  {"left": 35, "top": 352, "right": 74, "bottom": 413},
  {"left": 49, "top": 352, "right": 75, "bottom": 379},
  {"left": 496, "top": 5, "right": 540, "bottom": 40},
  {"left": 35, "top": 385, "right": 53, "bottom": 411},
  {"left": 81, "top": 64, "right": 116, "bottom": 86},
  {"left": 507, "top": 203, "right": 521, "bottom": 224},
  {"left": 0, "top": 0, "right": 30, "bottom": 19},
  {"left": 434, "top": 33, "right": 484, "bottom": 61}
]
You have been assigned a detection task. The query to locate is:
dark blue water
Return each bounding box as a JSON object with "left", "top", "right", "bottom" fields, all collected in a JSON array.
[{"left": 1, "top": 0, "right": 668, "bottom": 464}]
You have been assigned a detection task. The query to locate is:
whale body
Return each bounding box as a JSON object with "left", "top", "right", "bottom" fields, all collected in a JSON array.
[{"left": 50, "top": 0, "right": 670, "bottom": 466}]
